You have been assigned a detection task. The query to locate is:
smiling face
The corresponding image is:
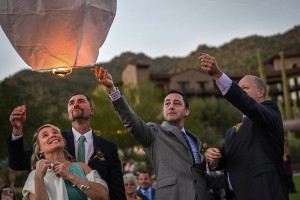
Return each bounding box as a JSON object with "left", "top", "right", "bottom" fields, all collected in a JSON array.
[
  {"left": 124, "top": 180, "right": 136, "bottom": 196},
  {"left": 163, "top": 92, "right": 190, "bottom": 129},
  {"left": 35, "top": 124, "right": 65, "bottom": 155},
  {"left": 67, "top": 94, "right": 94, "bottom": 122},
  {"left": 138, "top": 172, "right": 152, "bottom": 190}
]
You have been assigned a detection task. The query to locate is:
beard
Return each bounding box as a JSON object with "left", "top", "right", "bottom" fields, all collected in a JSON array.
[{"left": 70, "top": 109, "right": 90, "bottom": 122}]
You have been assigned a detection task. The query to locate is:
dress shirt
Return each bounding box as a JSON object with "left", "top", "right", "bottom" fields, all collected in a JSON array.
[
  {"left": 216, "top": 73, "right": 232, "bottom": 95},
  {"left": 72, "top": 128, "right": 93, "bottom": 164},
  {"left": 181, "top": 128, "right": 201, "bottom": 164},
  {"left": 11, "top": 133, "right": 23, "bottom": 140},
  {"left": 108, "top": 88, "right": 122, "bottom": 101},
  {"left": 141, "top": 188, "right": 152, "bottom": 200}
]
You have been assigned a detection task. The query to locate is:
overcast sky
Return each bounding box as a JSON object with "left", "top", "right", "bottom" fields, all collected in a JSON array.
[{"left": 1, "top": 0, "right": 300, "bottom": 81}]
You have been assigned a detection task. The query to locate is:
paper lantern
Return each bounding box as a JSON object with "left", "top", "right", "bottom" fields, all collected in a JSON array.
[{"left": 0, "top": 0, "right": 116, "bottom": 77}]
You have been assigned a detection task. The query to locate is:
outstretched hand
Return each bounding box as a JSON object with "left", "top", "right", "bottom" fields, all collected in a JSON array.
[
  {"left": 91, "top": 66, "right": 116, "bottom": 93},
  {"left": 198, "top": 53, "right": 223, "bottom": 80},
  {"left": 10, "top": 105, "right": 26, "bottom": 136}
]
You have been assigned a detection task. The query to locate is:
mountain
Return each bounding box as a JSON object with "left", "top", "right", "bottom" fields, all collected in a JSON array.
[{"left": 0, "top": 25, "right": 299, "bottom": 157}]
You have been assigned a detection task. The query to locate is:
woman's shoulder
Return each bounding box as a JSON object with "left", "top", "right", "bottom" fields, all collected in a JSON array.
[{"left": 73, "top": 162, "right": 92, "bottom": 175}]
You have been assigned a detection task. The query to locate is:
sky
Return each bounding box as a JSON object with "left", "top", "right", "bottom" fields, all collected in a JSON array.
[{"left": 1, "top": 0, "right": 300, "bottom": 81}]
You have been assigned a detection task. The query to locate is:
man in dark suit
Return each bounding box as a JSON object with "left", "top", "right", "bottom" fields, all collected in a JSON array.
[
  {"left": 136, "top": 171, "right": 155, "bottom": 200},
  {"left": 199, "top": 53, "right": 289, "bottom": 200},
  {"left": 8, "top": 94, "right": 126, "bottom": 200},
  {"left": 92, "top": 67, "right": 224, "bottom": 200}
]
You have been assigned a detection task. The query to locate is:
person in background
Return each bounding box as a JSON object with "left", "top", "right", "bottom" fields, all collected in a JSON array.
[
  {"left": 0, "top": 185, "right": 15, "bottom": 200},
  {"left": 124, "top": 159, "right": 136, "bottom": 174},
  {"left": 92, "top": 66, "right": 224, "bottom": 200},
  {"left": 8, "top": 94, "right": 126, "bottom": 200},
  {"left": 123, "top": 173, "right": 148, "bottom": 200},
  {"left": 200, "top": 53, "right": 289, "bottom": 200},
  {"left": 136, "top": 171, "right": 155, "bottom": 200},
  {"left": 22, "top": 124, "right": 109, "bottom": 200}
]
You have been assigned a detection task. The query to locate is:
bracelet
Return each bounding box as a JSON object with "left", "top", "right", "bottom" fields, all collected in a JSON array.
[
  {"left": 72, "top": 176, "right": 79, "bottom": 187},
  {"left": 79, "top": 181, "right": 91, "bottom": 191}
]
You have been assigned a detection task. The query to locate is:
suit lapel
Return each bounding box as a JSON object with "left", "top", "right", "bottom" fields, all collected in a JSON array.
[
  {"left": 161, "top": 121, "right": 190, "bottom": 150},
  {"left": 89, "top": 132, "right": 103, "bottom": 162},
  {"left": 62, "top": 130, "right": 76, "bottom": 158}
]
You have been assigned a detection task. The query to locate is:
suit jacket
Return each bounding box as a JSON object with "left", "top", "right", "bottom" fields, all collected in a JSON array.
[
  {"left": 215, "top": 82, "right": 288, "bottom": 200},
  {"left": 7, "top": 130, "right": 126, "bottom": 200},
  {"left": 112, "top": 95, "right": 223, "bottom": 200},
  {"left": 136, "top": 187, "right": 155, "bottom": 200}
]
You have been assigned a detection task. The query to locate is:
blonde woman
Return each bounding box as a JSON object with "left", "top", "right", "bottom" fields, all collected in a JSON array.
[{"left": 22, "top": 124, "right": 109, "bottom": 200}]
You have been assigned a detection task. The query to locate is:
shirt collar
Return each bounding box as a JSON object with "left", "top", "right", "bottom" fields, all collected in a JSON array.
[
  {"left": 72, "top": 127, "right": 93, "bottom": 143},
  {"left": 180, "top": 128, "right": 186, "bottom": 134}
]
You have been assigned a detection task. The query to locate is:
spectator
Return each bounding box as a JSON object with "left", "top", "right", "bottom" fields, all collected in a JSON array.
[
  {"left": 123, "top": 173, "right": 148, "bottom": 200},
  {"left": 0, "top": 185, "right": 15, "bottom": 200},
  {"left": 136, "top": 171, "right": 155, "bottom": 200}
]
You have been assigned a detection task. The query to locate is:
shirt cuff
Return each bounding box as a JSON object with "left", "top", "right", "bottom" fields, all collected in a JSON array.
[
  {"left": 216, "top": 73, "right": 232, "bottom": 95},
  {"left": 108, "top": 88, "right": 121, "bottom": 102}
]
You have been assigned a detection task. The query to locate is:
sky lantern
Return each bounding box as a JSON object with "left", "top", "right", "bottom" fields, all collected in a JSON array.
[{"left": 0, "top": 0, "right": 116, "bottom": 77}]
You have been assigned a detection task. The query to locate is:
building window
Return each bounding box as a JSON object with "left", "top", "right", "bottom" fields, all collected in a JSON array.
[
  {"left": 289, "top": 78, "right": 295, "bottom": 87},
  {"left": 277, "top": 95, "right": 283, "bottom": 102},
  {"left": 291, "top": 92, "right": 297, "bottom": 101},
  {"left": 178, "top": 81, "right": 189, "bottom": 91},
  {"left": 276, "top": 83, "right": 282, "bottom": 91},
  {"left": 198, "top": 81, "right": 209, "bottom": 91}
]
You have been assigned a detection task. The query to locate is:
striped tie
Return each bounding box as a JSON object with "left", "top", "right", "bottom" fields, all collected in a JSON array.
[
  {"left": 181, "top": 131, "right": 201, "bottom": 164},
  {"left": 77, "top": 135, "right": 86, "bottom": 162}
]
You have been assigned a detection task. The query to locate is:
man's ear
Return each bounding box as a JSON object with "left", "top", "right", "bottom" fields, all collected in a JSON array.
[
  {"left": 258, "top": 88, "right": 264, "bottom": 99},
  {"left": 90, "top": 107, "right": 95, "bottom": 115},
  {"left": 185, "top": 107, "right": 190, "bottom": 117}
]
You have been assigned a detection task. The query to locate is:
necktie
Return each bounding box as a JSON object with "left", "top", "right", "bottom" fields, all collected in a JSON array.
[
  {"left": 78, "top": 135, "right": 86, "bottom": 162},
  {"left": 180, "top": 131, "right": 201, "bottom": 164},
  {"left": 143, "top": 189, "right": 150, "bottom": 200}
]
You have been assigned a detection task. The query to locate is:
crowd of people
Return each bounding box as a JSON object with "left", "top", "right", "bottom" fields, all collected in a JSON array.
[{"left": 3, "top": 54, "right": 294, "bottom": 200}]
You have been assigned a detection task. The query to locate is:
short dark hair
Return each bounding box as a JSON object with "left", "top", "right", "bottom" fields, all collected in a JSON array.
[
  {"left": 138, "top": 170, "right": 152, "bottom": 177},
  {"left": 165, "top": 89, "right": 189, "bottom": 108}
]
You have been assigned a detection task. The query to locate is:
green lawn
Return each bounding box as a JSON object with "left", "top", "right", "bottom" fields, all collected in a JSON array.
[{"left": 289, "top": 175, "right": 300, "bottom": 200}]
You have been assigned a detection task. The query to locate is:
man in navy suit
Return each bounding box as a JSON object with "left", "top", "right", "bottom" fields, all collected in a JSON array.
[
  {"left": 8, "top": 94, "right": 126, "bottom": 200},
  {"left": 200, "top": 53, "right": 288, "bottom": 200},
  {"left": 136, "top": 171, "right": 155, "bottom": 200}
]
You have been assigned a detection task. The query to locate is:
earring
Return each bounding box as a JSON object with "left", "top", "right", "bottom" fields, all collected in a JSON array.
[{"left": 39, "top": 152, "right": 44, "bottom": 159}]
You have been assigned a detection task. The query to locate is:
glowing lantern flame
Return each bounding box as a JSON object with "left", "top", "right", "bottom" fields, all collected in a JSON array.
[{"left": 0, "top": 0, "right": 117, "bottom": 76}]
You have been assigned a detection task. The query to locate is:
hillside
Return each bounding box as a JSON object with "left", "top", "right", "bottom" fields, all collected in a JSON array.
[{"left": 0, "top": 25, "right": 299, "bottom": 145}]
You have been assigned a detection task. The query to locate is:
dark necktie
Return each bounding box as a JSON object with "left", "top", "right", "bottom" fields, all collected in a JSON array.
[
  {"left": 78, "top": 135, "right": 86, "bottom": 162},
  {"left": 180, "top": 131, "right": 201, "bottom": 163}
]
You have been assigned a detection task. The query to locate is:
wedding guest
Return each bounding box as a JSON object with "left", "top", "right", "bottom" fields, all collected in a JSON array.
[{"left": 22, "top": 124, "right": 109, "bottom": 200}]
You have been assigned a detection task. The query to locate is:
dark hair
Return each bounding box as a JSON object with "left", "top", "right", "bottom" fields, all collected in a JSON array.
[
  {"left": 0, "top": 185, "right": 16, "bottom": 200},
  {"left": 138, "top": 170, "right": 152, "bottom": 177},
  {"left": 70, "top": 94, "right": 93, "bottom": 108},
  {"left": 165, "top": 89, "right": 189, "bottom": 108}
]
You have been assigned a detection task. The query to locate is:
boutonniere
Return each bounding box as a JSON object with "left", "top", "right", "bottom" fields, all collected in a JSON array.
[
  {"left": 200, "top": 143, "right": 209, "bottom": 154},
  {"left": 136, "top": 196, "right": 142, "bottom": 200},
  {"left": 90, "top": 149, "right": 105, "bottom": 161},
  {"left": 234, "top": 122, "right": 243, "bottom": 133}
]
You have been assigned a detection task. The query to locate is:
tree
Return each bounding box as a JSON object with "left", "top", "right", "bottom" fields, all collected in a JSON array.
[{"left": 90, "top": 82, "right": 163, "bottom": 163}]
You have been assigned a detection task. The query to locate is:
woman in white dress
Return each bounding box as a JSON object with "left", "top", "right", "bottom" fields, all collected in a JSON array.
[{"left": 22, "top": 124, "right": 109, "bottom": 200}]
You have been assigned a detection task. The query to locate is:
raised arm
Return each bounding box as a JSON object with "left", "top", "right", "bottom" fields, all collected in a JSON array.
[{"left": 7, "top": 105, "right": 32, "bottom": 170}]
